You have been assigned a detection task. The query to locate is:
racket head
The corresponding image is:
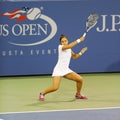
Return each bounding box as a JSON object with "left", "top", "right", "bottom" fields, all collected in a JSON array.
[{"left": 86, "top": 13, "right": 99, "bottom": 32}]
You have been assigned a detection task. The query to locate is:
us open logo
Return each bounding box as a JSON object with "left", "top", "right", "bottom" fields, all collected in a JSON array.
[{"left": 2, "top": 7, "right": 57, "bottom": 46}]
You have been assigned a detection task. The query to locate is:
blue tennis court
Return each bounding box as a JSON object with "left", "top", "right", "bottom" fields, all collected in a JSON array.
[{"left": 0, "top": 107, "right": 120, "bottom": 120}]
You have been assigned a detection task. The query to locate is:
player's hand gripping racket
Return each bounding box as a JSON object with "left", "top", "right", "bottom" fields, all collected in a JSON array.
[{"left": 83, "top": 13, "right": 99, "bottom": 37}]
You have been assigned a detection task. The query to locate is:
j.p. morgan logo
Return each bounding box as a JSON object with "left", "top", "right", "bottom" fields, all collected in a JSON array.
[{"left": 1, "top": 7, "right": 57, "bottom": 46}]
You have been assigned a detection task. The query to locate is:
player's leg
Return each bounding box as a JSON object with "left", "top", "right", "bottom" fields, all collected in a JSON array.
[
  {"left": 39, "top": 76, "right": 62, "bottom": 101},
  {"left": 64, "top": 72, "right": 87, "bottom": 99},
  {"left": 64, "top": 72, "right": 83, "bottom": 94},
  {"left": 43, "top": 76, "right": 62, "bottom": 95}
]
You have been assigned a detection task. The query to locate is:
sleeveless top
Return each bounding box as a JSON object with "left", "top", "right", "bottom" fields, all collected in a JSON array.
[{"left": 52, "top": 45, "right": 73, "bottom": 76}]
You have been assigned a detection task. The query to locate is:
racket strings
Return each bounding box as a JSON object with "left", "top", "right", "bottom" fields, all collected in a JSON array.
[{"left": 86, "top": 13, "right": 99, "bottom": 31}]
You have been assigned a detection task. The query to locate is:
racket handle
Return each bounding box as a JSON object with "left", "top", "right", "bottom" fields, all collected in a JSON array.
[{"left": 83, "top": 32, "right": 87, "bottom": 37}]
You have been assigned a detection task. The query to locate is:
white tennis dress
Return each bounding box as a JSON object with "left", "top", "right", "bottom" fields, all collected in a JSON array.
[{"left": 52, "top": 45, "right": 73, "bottom": 76}]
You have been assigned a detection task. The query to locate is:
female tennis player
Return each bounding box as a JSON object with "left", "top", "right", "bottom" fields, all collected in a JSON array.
[{"left": 39, "top": 34, "right": 88, "bottom": 101}]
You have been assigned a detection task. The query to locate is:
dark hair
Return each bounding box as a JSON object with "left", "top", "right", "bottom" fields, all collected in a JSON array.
[{"left": 59, "top": 34, "right": 68, "bottom": 44}]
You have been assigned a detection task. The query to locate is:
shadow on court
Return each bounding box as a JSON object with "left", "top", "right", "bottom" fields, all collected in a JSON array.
[{"left": 27, "top": 99, "right": 76, "bottom": 106}]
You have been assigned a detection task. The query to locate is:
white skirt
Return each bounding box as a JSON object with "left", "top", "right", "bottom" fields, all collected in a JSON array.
[{"left": 52, "top": 65, "right": 73, "bottom": 76}]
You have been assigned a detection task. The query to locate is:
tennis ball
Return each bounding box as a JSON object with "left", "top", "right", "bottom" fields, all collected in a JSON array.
[{"left": 27, "top": 8, "right": 41, "bottom": 20}]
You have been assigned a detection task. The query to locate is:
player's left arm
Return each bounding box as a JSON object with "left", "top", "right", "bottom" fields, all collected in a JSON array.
[{"left": 71, "top": 47, "right": 88, "bottom": 59}]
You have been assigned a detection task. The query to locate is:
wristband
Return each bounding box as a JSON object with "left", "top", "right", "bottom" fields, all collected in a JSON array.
[
  {"left": 79, "top": 52, "right": 82, "bottom": 55},
  {"left": 76, "top": 39, "right": 81, "bottom": 43}
]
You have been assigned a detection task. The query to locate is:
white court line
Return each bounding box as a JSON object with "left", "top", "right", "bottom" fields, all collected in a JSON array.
[{"left": 0, "top": 106, "right": 120, "bottom": 115}]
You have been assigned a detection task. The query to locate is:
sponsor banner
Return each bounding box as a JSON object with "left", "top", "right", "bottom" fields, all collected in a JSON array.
[{"left": 0, "top": 0, "right": 120, "bottom": 76}]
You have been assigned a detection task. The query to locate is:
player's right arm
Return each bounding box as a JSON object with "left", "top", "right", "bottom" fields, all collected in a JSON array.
[{"left": 62, "top": 36, "right": 85, "bottom": 50}]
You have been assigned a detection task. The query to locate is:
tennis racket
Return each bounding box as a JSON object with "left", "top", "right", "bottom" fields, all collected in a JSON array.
[{"left": 83, "top": 13, "right": 99, "bottom": 37}]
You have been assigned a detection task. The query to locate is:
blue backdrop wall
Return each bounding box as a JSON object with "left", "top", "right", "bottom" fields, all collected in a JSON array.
[{"left": 0, "top": 0, "right": 120, "bottom": 76}]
